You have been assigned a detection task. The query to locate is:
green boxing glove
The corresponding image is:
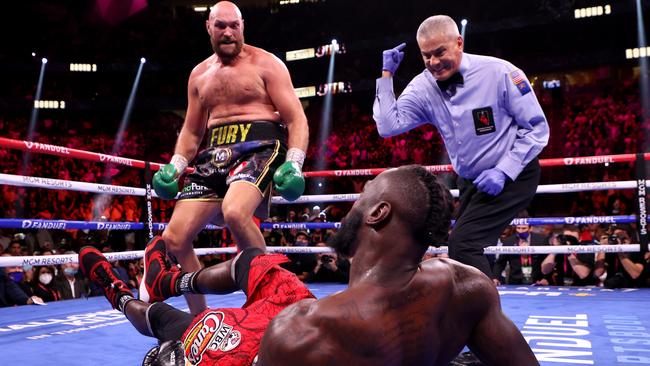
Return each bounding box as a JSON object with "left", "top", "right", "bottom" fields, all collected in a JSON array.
[
  {"left": 273, "top": 148, "right": 305, "bottom": 201},
  {"left": 153, "top": 154, "right": 187, "bottom": 200}
]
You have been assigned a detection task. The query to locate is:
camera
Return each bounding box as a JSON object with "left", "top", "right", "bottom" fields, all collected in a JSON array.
[
  {"left": 321, "top": 255, "right": 334, "bottom": 263},
  {"left": 608, "top": 235, "right": 620, "bottom": 245},
  {"left": 556, "top": 234, "right": 578, "bottom": 246}
]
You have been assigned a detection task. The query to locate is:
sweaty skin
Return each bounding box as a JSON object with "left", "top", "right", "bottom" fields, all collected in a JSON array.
[
  {"left": 260, "top": 260, "right": 534, "bottom": 365},
  {"left": 161, "top": 1, "right": 308, "bottom": 315},
  {"left": 257, "top": 167, "right": 538, "bottom": 366},
  {"left": 176, "top": 2, "right": 308, "bottom": 161}
]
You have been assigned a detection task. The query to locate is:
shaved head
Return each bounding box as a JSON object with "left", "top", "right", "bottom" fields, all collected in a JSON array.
[
  {"left": 416, "top": 15, "right": 460, "bottom": 42},
  {"left": 209, "top": 1, "right": 242, "bottom": 21},
  {"left": 206, "top": 1, "right": 245, "bottom": 61}
]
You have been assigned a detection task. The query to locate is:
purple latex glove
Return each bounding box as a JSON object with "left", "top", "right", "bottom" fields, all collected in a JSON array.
[
  {"left": 382, "top": 43, "right": 406, "bottom": 74},
  {"left": 473, "top": 168, "right": 507, "bottom": 196}
]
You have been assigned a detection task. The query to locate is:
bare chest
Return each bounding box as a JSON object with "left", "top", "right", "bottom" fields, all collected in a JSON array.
[{"left": 196, "top": 65, "right": 267, "bottom": 109}]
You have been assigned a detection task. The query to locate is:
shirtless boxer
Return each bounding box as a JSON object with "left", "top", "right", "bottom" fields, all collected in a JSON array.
[
  {"left": 151, "top": 1, "right": 309, "bottom": 314},
  {"left": 81, "top": 166, "right": 537, "bottom": 365},
  {"left": 258, "top": 165, "right": 539, "bottom": 366}
]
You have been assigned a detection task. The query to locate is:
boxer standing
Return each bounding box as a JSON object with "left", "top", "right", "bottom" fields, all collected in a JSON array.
[{"left": 151, "top": 1, "right": 308, "bottom": 314}]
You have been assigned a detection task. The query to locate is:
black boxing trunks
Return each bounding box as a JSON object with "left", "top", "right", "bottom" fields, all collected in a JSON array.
[{"left": 178, "top": 121, "right": 287, "bottom": 216}]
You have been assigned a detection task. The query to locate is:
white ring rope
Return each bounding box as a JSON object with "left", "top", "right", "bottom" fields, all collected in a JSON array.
[
  {"left": 0, "top": 244, "right": 645, "bottom": 268},
  {"left": 1, "top": 172, "right": 646, "bottom": 203}
]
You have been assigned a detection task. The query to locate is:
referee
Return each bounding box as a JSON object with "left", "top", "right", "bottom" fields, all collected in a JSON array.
[{"left": 373, "top": 15, "right": 549, "bottom": 277}]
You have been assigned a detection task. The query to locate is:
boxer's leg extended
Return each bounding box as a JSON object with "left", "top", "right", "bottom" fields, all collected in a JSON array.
[
  {"left": 176, "top": 247, "right": 263, "bottom": 296},
  {"left": 163, "top": 199, "right": 222, "bottom": 315},
  {"left": 78, "top": 246, "right": 190, "bottom": 340},
  {"left": 221, "top": 181, "right": 267, "bottom": 252}
]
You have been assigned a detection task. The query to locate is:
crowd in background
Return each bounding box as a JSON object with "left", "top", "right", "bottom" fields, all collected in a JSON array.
[
  {"left": 1, "top": 0, "right": 649, "bottom": 306},
  {"left": 1, "top": 73, "right": 649, "bottom": 307}
]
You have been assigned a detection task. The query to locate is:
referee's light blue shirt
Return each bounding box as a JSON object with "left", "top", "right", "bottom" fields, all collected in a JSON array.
[{"left": 373, "top": 52, "right": 549, "bottom": 180}]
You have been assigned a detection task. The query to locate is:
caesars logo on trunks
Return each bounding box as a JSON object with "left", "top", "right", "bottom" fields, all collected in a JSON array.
[
  {"left": 211, "top": 147, "right": 233, "bottom": 168},
  {"left": 183, "top": 311, "right": 242, "bottom": 364},
  {"left": 229, "top": 161, "right": 248, "bottom": 177}
]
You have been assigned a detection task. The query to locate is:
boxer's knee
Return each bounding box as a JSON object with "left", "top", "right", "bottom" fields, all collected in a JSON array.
[
  {"left": 222, "top": 202, "right": 254, "bottom": 230},
  {"left": 162, "top": 228, "right": 190, "bottom": 257}
]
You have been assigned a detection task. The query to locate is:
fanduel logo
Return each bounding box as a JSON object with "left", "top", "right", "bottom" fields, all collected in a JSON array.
[
  {"left": 21, "top": 220, "right": 67, "bottom": 229},
  {"left": 564, "top": 216, "right": 616, "bottom": 224},
  {"left": 99, "top": 154, "right": 133, "bottom": 166}
]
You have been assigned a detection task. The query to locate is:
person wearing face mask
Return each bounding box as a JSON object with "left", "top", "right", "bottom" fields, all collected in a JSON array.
[
  {"left": 4, "top": 266, "right": 33, "bottom": 297},
  {"left": 373, "top": 15, "right": 549, "bottom": 278},
  {"left": 492, "top": 224, "right": 547, "bottom": 285},
  {"left": 31, "top": 266, "right": 61, "bottom": 303},
  {"left": 54, "top": 255, "right": 90, "bottom": 300},
  {"left": 0, "top": 267, "right": 43, "bottom": 307}
]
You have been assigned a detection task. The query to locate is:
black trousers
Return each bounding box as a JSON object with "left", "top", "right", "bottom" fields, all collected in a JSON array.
[{"left": 448, "top": 158, "right": 540, "bottom": 277}]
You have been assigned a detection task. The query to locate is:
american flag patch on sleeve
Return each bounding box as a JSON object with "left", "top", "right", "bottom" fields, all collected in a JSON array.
[{"left": 509, "top": 70, "right": 531, "bottom": 96}]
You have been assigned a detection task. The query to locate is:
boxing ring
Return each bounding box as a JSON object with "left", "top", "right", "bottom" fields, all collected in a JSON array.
[
  {"left": 1, "top": 137, "right": 650, "bottom": 365},
  {"left": 1, "top": 285, "right": 650, "bottom": 365}
]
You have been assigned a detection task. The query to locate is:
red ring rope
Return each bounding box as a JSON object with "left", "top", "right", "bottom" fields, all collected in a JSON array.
[{"left": 1, "top": 136, "right": 648, "bottom": 178}]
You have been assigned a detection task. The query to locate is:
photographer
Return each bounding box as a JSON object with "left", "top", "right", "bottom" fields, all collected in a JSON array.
[
  {"left": 541, "top": 226, "right": 596, "bottom": 286},
  {"left": 594, "top": 226, "right": 647, "bottom": 289},
  {"left": 305, "top": 242, "right": 350, "bottom": 284},
  {"left": 283, "top": 231, "right": 317, "bottom": 281}
]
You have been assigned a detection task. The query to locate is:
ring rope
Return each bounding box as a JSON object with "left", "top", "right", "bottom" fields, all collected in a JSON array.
[
  {"left": 1, "top": 172, "right": 646, "bottom": 203},
  {"left": 0, "top": 244, "right": 645, "bottom": 268},
  {"left": 0, "top": 215, "right": 638, "bottom": 231},
  {"left": 2, "top": 136, "right": 649, "bottom": 178}
]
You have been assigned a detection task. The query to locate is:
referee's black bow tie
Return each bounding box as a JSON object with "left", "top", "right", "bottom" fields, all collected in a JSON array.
[{"left": 436, "top": 72, "right": 464, "bottom": 91}]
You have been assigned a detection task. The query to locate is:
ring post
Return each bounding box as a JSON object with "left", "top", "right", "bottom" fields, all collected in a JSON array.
[
  {"left": 635, "top": 153, "right": 648, "bottom": 253},
  {"left": 143, "top": 161, "right": 154, "bottom": 241}
]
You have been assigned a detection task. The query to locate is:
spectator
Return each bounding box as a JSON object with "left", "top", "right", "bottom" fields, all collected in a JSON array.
[
  {"left": 305, "top": 242, "right": 350, "bottom": 283},
  {"left": 541, "top": 226, "right": 596, "bottom": 286},
  {"left": 6, "top": 240, "right": 23, "bottom": 256},
  {"left": 3, "top": 259, "right": 33, "bottom": 296},
  {"left": 54, "top": 254, "right": 90, "bottom": 299},
  {"left": 493, "top": 224, "right": 547, "bottom": 285},
  {"left": 283, "top": 231, "right": 316, "bottom": 281},
  {"left": 594, "top": 226, "right": 647, "bottom": 289},
  {"left": 31, "top": 266, "right": 61, "bottom": 302},
  {"left": 126, "top": 260, "right": 144, "bottom": 289},
  {"left": 0, "top": 268, "right": 42, "bottom": 307}
]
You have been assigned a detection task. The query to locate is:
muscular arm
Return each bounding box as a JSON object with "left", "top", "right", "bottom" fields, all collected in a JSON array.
[
  {"left": 174, "top": 69, "right": 208, "bottom": 162},
  {"left": 257, "top": 299, "right": 321, "bottom": 366},
  {"left": 467, "top": 279, "right": 539, "bottom": 366},
  {"left": 262, "top": 55, "right": 308, "bottom": 152}
]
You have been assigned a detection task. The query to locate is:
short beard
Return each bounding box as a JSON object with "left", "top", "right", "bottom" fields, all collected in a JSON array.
[
  {"left": 213, "top": 37, "right": 244, "bottom": 62},
  {"left": 327, "top": 209, "right": 363, "bottom": 257}
]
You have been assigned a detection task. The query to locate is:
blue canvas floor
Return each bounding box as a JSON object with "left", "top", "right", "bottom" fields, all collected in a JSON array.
[{"left": 1, "top": 284, "right": 649, "bottom": 365}]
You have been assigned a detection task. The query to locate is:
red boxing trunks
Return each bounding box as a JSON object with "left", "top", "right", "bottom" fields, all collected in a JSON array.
[{"left": 181, "top": 254, "right": 315, "bottom": 365}]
